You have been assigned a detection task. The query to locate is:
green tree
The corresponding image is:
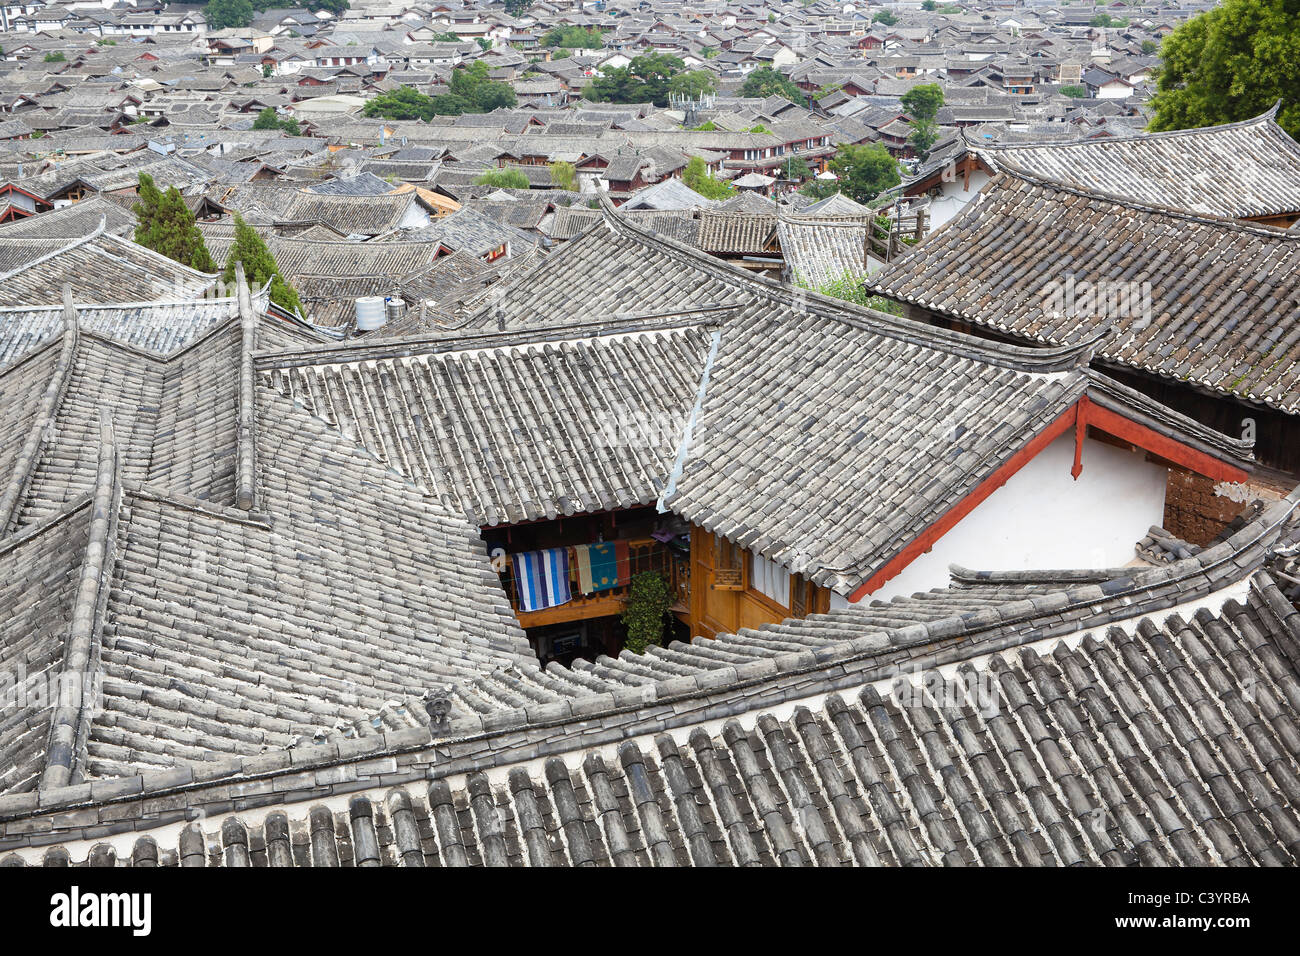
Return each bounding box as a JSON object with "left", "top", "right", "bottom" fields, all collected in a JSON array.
[
  {"left": 1059, "top": 84, "right": 1087, "bottom": 98},
  {"left": 668, "top": 69, "right": 718, "bottom": 100},
  {"left": 809, "top": 142, "right": 900, "bottom": 204},
  {"left": 1090, "top": 13, "right": 1127, "bottom": 28},
  {"left": 739, "top": 66, "right": 803, "bottom": 102},
  {"left": 43, "top": 51, "right": 66, "bottom": 62},
  {"left": 873, "top": 10, "right": 898, "bottom": 25},
  {"left": 585, "top": 53, "right": 685, "bottom": 107},
  {"left": 682, "top": 155, "right": 734, "bottom": 200},
  {"left": 797, "top": 269, "right": 902, "bottom": 314},
  {"left": 503, "top": 0, "right": 531, "bottom": 13},
  {"left": 541, "top": 26, "right": 604, "bottom": 49},
  {"left": 620, "top": 571, "right": 671, "bottom": 655},
  {"left": 781, "top": 155, "right": 813, "bottom": 181},
  {"left": 132, "top": 173, "right": 216, "bottom": 273},
  {"left": 205, "top": 0, "right": 254, "bottom": 30},
  {"left": 900, "top": 82, "right": 944, "bottom": 158},
  {"left": 476, "top": 167, "right": 531, "bottom": 189},
  {"left": 311, "top": 0, "right": 349, "bottom": 14},
  {"left": 476, "top": 37, "right": 492, "bottom": 52},
  {"left": 448, "top": 60, "right": 517, "bottom": 111},
  {"left": 222, "top": 214, "right": 302, "bottom": 316},
  {"left": 252, "top": 107, "right": 300, "bottom": 135},
  {"left": 626, "top": 52, "right": 684, "bottom": 106},
  {"left": 922, "top": 0, "right": 937, "bottom": 10},
  {"left": 1141, "top": 39, "right": 1159, "bottom": 55},
  {"left": 1148, "top": 0, "right": 1300, "bottom": 138},
  {"left": 363, "top": 86, "right": 438, "bottom": 121},
  {"left": 549, "top": 161, "right": 577, "bottom": 191}
]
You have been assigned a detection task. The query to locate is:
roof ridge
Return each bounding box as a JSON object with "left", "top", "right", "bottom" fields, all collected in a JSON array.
[
  {"left": 252, "top": 311, "right": 724, "bottom": 370},
  {"left": 598, "top": 193, "right": 1099, "bottom": 374},
  {"left": 983, "top": 164, "right": 1300, "bottom": 238},
  {"left": 0, "top": 289, "right": 79, "bottom": 537},
  {"left": 982, "top": 104, "right": 1284, "bottom": 151},
  {"left": 235, "top": 264, "right": 258, "bottom": 512},
  {"left": 0, "top": 216, "right": 105, "bottom": 284},
  {"left": 39, "top": 408, "right": 120, "bottom": 791}
]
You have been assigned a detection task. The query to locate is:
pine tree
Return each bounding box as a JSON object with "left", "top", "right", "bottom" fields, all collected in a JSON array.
[
  {"left": 132, "top": 173, "right": 217, "bottom": 273},
  {"left": 221, "top": 213, "right": 304, "bottom": 317}
]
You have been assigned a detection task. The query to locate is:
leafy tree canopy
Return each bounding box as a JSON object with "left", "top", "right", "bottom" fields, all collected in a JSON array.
[
  {"left": 363, "top": 66, "right": 514, "bottom": 121},
  {"left": 801, "top": 142, "right": 900, "bottom": 204},
  {"left": 584, "top": 53, "right": 685, "bottom": 107},
  {"left": 873, "top": 10, "right": 898, "bottom": 25},
  {"left": 900, "top": 82, "right": 944, "bottom": 122},
  {"left": 363, "top": 86, "right": 438, "bottom": 121},
  {"left": 739, "top": 66, "right": 802, "bottom": 103},
  {"left": 541, "top": 26, "right": 603, "bottom": 49},
  {"left": 252, "top": 106, "right": 300, "bottom": 135},
  {"left": 900, "top": 82, "right": 944, "bottom": 158},
  {"left": 133, "top": 173, "right": 216, "bottom": 273},
  {"left": 1059, "top": 84, "right": 1087, "bottom": 98},
  {"left": 780, "top": 155, "right": 813, "bottom": 181},
  {"left": 205, "top": 0, "right": 253, "bottom": 30},
  {"left": 682, "top": 155, "right": 734, "bottom": 200},
  {"left": 222, "top": 213, "right": 302, "bottom": 316},
  {"left": 668, "top": 69, "right": 718, "bottom": 100},
  {"left": 503, "top": 0, "right": 531, "bottom": 13},
  {"left": 476, "top": 167, "right": 531, "bottom": 189},
  {"left": 797, "top": 269, "right": 902, "bottom": 314},
  {"left": 1148, "top": 0, "right": 1300, "bottom": 139},
  {"left": 549, "top": 161, "right": 577, "bottom": 191}
]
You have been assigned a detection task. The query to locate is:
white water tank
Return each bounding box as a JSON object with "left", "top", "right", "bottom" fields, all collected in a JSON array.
[{"left": 355, "top": 296, "right": 387, "bottom": 332}]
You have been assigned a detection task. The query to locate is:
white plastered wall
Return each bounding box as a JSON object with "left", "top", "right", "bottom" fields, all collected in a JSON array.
[{"left": 834, "top": 431, "right": 1168, "bottom": 606}]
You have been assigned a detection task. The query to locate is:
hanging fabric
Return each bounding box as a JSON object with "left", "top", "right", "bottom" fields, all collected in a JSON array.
[
  {"left": 573, "top": 540, "right": 630, "bottom": 594},
  {"left": 511, "top": 547, "right": 572, "bottom": 612}
]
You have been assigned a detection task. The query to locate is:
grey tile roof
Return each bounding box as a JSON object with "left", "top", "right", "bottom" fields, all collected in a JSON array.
[
  {"left": 777, "top": 214, "right": 873, "bottom": 286},
  {"left": 695, "top": 210, "right": 777, "bottom": 254},
  {"left": 277, "top": 188, "right": 422, "bottom": 235},
  {"left": 395, "top": 205, "right": 538, "bottom": 257},
  {"left": 0, "top": 292, "right": 271, "bottom": 371},
  {"left": 4, "top": 488, "right": 1299, "bottom": 865},
  {"left": 0, "top": 195, "right": 135, "bottom": 240},
  {"left": 868, "top": 168, "right": 1300, "bottom": 414},
  {"left": 974, "top": 107, "right": 1300, "bottom": 219},
  {"left": 0, "top": 230, "right": 217, "bottom": 307},
  {"left": 259, "top": 322, "right": 713, "bottom": 527},
  {"left": 443, "top": 203, "right": 1249, "bottom": 594}
]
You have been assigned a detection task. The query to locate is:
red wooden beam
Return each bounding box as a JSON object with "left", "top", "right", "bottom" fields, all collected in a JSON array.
[
  {"left": 1072, "top": 395, "right": 1088, "bottom": 479},
  {"left": 1082, "top": 401, "right": 1250, "bottom": 485}
]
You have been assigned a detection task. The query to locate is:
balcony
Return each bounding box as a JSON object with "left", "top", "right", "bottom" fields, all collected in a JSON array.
[{"left": 498, "top": 537, "right": 690, "bottom": 629}]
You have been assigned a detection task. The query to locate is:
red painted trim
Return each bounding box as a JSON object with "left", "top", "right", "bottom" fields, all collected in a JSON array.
[
  {"left": 1083, "top": 401, "right": 1250, "bottom": 485},
  {"left": 849, "top": 395, "right": 1250, "bottom": 601},
  {"left": 1071, "top": 395, "right": 1087, "bottom": 479}
]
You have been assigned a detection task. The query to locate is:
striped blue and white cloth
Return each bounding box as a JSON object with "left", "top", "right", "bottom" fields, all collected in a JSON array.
[{"left": 511, "top": 547, "right": 572, "bottom": 613}]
